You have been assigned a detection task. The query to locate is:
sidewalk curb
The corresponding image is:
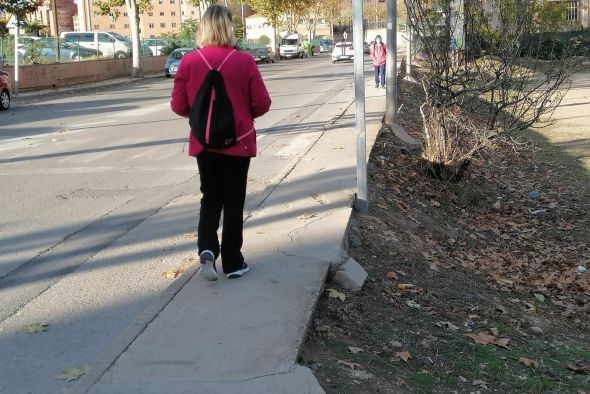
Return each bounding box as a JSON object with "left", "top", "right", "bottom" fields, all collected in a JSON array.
[{"left": 14, "top": 73, "right": 164, "bottom": 101}]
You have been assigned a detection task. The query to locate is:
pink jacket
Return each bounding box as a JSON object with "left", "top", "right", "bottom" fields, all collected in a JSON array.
[
  {"left": 171, "top": 46, "right": 271, "bottom": 157},
  {"left": 370, "top": 43, "right": 387, "bottom": 66}
]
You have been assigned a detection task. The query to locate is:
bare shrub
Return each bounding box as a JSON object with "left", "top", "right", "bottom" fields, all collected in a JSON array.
[{"left": 405, "top": 0, "right": 585, "bottom": 181}]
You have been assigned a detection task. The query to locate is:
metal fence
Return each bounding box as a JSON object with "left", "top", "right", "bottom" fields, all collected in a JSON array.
[{"left": 0, "top": 36, "right": 197, "bottom": 67}]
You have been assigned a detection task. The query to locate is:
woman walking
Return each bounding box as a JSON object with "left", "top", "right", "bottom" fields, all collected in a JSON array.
[
  {"left": 171, "top": 5, "right": 271, "bottom": 281},
  {"left": 370, "top": 35, "right": 387, "bottom": 88}
]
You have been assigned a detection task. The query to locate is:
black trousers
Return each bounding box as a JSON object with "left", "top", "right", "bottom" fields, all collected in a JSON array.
[{"left": 196, "top": 151, "right": 251, "bottom": 274}]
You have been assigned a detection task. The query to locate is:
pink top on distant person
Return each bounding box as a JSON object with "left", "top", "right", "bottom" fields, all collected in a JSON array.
[
  {"left": 170, "top": 46, "right": 271, "bottom": 157},
  {"left": 370, "top": 42, "right": 387, "bottom": 66}
]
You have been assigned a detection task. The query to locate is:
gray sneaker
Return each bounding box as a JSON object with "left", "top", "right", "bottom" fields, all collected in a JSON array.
[{"left": 199, "top": 250, "right": 218, "bottom": 281}]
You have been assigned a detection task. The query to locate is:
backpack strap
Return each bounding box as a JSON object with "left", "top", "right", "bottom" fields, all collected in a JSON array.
[
  {"left": 196, "top": 50, "right": 213, "bottom": 70},
  {"left": 196, "top": 49, "right": 237, "bottom": 71},
  {"left": 217, "top": 49, "right": 237, "bottom": 71}
]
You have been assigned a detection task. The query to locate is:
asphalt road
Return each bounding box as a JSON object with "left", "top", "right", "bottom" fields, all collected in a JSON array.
[{"left": 0, "top": 54, "right": 360, "bottom": 393}]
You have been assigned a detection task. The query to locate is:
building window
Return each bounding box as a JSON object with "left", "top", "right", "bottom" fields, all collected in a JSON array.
[
  {"left": 172, "top": 22, "right": 177, "bottom": 27},
  {"left": 123, "top": 12, "right": 128, "bottom": 16},
  {"left": 566, "top": 1, "right": 578, "bottom": 21},
  {"left": 124, "top": 24, "right": 129, "bottom": 28},
  {"left": 158, "top": 0, "right": 163, "bottom": 3},
  {"left": 149, "top": 23, "right": 155, "bottom": 28},
  {"left": 93, "top": 24, "right": 100, "bottom": 29},
  {"left": 170, "top": 0, "right": 175, "bottom": 3},
  {"left": 160, "top": 23, "right": 166, "bottom": 28},
  {"left": 150, "top": 34, "right": 156, "bottom": 38},
  {"left": 171, "top": 11, "right": 176, "bottom": 16},
  {"left": 160, "top": 11, "right": 165, "bottom": 16},
  {"left": 191, "top": 10, "right": 195, "bottom": 14},
  {"left": 181, "top": 11, "right": 184, "bottom": 15},
  {"left": 148, "top": 12, "right": 153, "bottom": 16},
  {"left": 109, "top": 24, "right": 115, "bottom": 28}
]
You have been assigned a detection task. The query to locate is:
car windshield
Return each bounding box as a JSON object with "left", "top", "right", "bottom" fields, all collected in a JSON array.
[
  {"left": 109, "top": 32, "right": 129, "bottom": 42},
  {"left": 281, "top": 39, "right": 298, "bottom": 46},
  {"left": 171, "top": 50, "right": 189, "bottom": 59},
  {"left": 252, "top": 48, "right": 267, "bottom": 55},
  {"left": 320, "top": 40, "right": 333, "bottom": 46},
  {"left": 334, "top": 42, "right": 352, "bottom": 47}
]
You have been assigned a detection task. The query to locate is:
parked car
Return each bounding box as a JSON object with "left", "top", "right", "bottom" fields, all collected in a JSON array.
[
  {"left": 37, "top": 38, "right": 101, "bottom": 61},
  {"left": 143, "top": 38, "right": 168, "bottom": 56},
  {"left": 168, "top": 59, "right": 181, "bottom": 77},
  {"left": 331, "top": 41, "right": 354, "bottom": 63},
  {"left": 165, "top": 48, "right": 194, "bottom": 77},
  {"left": 319, "top": 39, "right": 334, "bottom": 53},
  {"left": 250, "top": 47, "right": 274, "bottom": 64},
  {"left": 1, "top": 70, "right": 11, "bottom": 111},
  {"left": 61, "top": 31, "right": 131, "bottom": 59}
]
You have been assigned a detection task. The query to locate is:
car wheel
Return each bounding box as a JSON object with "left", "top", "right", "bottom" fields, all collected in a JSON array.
[
  {"left": 165, "top": 73, "right": 171, "bottom": 78},
  {"left": 72, "top": 53, "right": 80, "bottom": 62},
  {"left": 115, "top": 51, "right": 127, "bottom": 59},
  {"left": 0, "top": 89, "right": 10, "bottom": 111}
]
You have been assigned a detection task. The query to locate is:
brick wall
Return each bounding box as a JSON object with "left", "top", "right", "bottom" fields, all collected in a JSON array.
[{"left": 4, "top": 56, "right": 166, "bottom": 91}]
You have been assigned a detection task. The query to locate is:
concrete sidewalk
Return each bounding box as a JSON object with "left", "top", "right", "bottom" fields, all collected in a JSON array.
[{"left": 70, "top": 82, "right": 386, "bottom": 394}]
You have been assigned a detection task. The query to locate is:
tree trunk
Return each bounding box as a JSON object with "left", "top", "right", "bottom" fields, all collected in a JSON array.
[{"left": 126, "top": 0, "right": 143, "bottom": 78}]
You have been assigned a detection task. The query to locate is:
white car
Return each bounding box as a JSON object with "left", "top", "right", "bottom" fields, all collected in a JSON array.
[{"left": 331, "top": 41, "right": 354, "bottom": 63}]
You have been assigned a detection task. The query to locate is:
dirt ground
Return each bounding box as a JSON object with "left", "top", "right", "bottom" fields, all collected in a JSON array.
[{"left": 301, "top": 67, "right": 590, "bottom": 393}]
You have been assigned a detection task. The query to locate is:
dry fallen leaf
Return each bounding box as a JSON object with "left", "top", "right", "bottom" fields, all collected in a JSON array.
[
  {"left": 465, "top": 332, "right": 496, "bottom": 345},
  {"left": 183, "top": 232, "right": 198, "bottom": 238},
  {"left": 297, "top": 213, "right": 316, "bottom": 220},
  {"left": 389, "top": 340, "right": 402, "bottom": 348},
  {"left": 55, "top": 365, "right": 90, "bottom": 381},
  {"left": 490, "top": 327, "right": 500, "bottom": 336},
  {"left": 161, "top": 268, "right": 185, "bottom": 279},
  {"left": 436, "top": 321, "right": 459, "bottom": 331},
  {"left": 397, "top": 283, "right": 415, "bottom": 291},
  {"left": 519, "top": 357, "right": 539, "bottom": 368},
  {"left": 395, "top": 351, "right": 412, "bottom": 362},
  {"left": 336, "top": 360, "right": 362, "bottom": 370},
  {"left": 386, "top": 271, "right": 398, "bottom": 280},
  {"left": 472, "top": 379, "right": 488, "bottom": 389},
  {"left": 24, "top": 323, "right": 48, "bottom": 334},
  {"left": 327, "top": 288, "right": 346, "bottom": 302},
  {"left": 495, "top": 338, "right": 511, "bottom": 349},
  {"left": 523, "top": 302, "right": 537, "bottom": 313},
  {"left": 567, "top": 360, "right": 590, "bottom": 374},
  {"left": 348, "top": 346, "right": 363, "bottom": 354}
]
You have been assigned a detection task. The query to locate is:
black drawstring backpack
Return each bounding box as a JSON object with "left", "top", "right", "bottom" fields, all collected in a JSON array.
[{"left": 189, "top": 49, "right": 237, "bottom": 149}]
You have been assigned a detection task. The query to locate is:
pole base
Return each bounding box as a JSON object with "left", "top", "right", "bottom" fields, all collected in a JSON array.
[{"left": 354, "top": 195, "right": 368, "bottom": 214}]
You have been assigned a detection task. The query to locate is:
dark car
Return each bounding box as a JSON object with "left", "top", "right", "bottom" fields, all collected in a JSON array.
[
  {"left": 250, "top": 47, "right": 274, "bottom": 64},
  {"left": 1, "top": 70, "right": 12, "bottom": 111},
  {"left": 165, "top": 48, "right": 194, "bottom": 77}
]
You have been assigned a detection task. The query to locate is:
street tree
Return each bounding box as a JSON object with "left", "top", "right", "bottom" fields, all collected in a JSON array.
[
  {"left": 300, "top": 0, "right": 321, "bottom": 39},
  {"left": 404, "top": 0, "right": 583, "bottom": 181},
  {"left": 93, "top": 0, "right": 152, "bottom": 78},
  {"left": 245, "top": 0, "right": 284, "bottom": 55}
]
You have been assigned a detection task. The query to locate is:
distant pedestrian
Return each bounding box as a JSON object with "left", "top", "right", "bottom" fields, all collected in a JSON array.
[
  {"left": 171, "top": 4, "right": 271, "bottom": 281},
  {"left": 370, "top": 35, "right": 387, "bottom": 88}
]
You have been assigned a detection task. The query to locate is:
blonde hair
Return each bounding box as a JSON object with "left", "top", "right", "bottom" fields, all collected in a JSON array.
[{"left": 198, "top": 5, "right": 236, "bottom": 48}]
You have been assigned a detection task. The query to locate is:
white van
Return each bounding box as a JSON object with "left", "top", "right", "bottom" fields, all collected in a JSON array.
[
  {"left": 279, "top": 34, "right": 305, "bottom": 59},
  {"left": 60, "top": 31, "right": 131, "bottom": 59}
]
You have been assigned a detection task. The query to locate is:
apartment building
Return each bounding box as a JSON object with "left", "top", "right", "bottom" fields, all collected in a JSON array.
[
  {"left": 27, "top": 0, "right": 77, "bottom": 35},
  {"left": 75, "top": 0, "right": 201, "bottom": 38}
]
